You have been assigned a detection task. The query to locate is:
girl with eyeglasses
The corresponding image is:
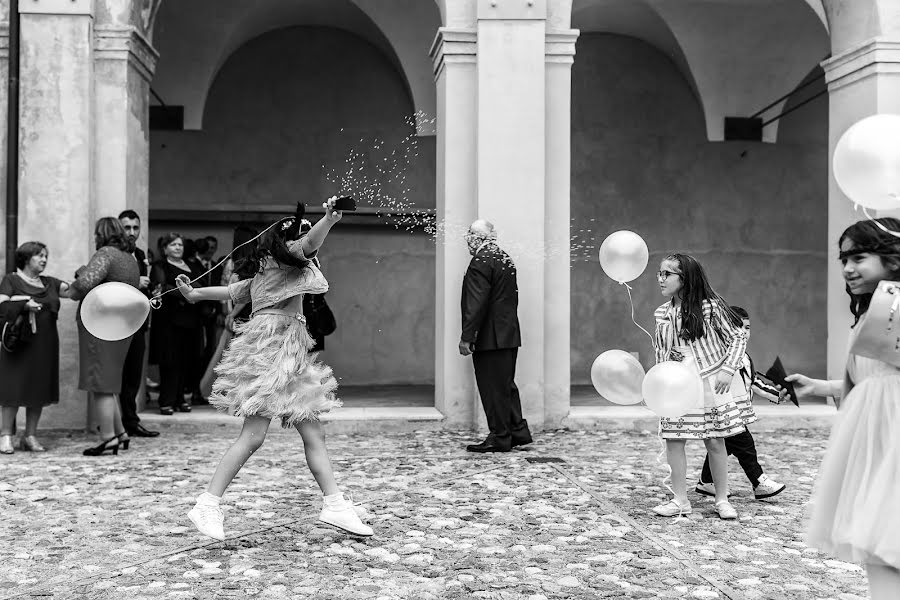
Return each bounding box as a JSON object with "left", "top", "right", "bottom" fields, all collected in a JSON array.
[{"left": 651, "top": 253, "right": 751, "bottom": 520}]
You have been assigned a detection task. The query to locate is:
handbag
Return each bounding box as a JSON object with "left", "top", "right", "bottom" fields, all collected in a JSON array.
[
  {"left": 850, "top": 280, "right": 900, "bottom": 367},
  {"left": 303, "top": 293, "right": 337, "bottom": 337},
  {"left": 0, "top": 298, "right": 35, "bottom": 353}
]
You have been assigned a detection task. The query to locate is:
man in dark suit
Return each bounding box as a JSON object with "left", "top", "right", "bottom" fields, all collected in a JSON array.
[
  {"left": 119, "top": 210, "right": 160, "bottom": 438},
  {"left": 460, "top": 220, "right": 532, "bottom": 453}
]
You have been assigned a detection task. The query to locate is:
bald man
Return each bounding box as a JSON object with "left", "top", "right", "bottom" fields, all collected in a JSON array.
[{"left": 459, "top": 220, "right": 532, "bottom": 452}]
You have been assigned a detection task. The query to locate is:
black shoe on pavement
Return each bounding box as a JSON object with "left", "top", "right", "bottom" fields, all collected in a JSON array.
[
  {"left": 466, "top": 436, "right": 511, "bottom": 453},
  {"left": 177, "top": 403, "right": 192, "bottom": 413},
  {"left": 127, "top": 424, "right": 160, "bottom": 438},
  {"left": 159, "top": 407, "right": 174, "bottom": 415},
  {"left": 191, "top": 391, "right": 210, "bottom": 406}
]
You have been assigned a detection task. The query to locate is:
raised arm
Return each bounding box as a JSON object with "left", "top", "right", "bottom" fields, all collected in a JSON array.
[{"left": 300, "top": 197, "right": 343, "bottom": 257}]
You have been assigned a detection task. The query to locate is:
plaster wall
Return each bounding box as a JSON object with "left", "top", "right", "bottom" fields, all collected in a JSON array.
[
  {"left": 149, "top": 26, "right": 437, "bottom": 386},
  {"left": 18, "top": 14, "right": 94, "bottom": 429},
  {"left": 570, "top": 34, "right": 829, "bottom": 386}
]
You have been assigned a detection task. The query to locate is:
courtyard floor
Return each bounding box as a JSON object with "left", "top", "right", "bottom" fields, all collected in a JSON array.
[{"left": 0, "top": 424, "right": 867, "bottom": 600}]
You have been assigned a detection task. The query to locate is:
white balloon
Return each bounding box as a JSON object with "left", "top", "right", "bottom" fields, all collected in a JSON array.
[
  {"left": 81, "top": 282, "right": 149, "bottom": 341},
  {"left": 642, "top": 361, "right": 703, "bottom": 419},
  {"left": 833, "top": 114, "right": 900, "bottom": 211},
  {"left": 590, "top": 350, "right": 645, "bottom": 405},
  {"left": 599, "top": 230, "right": 649, "bottom": 283}
]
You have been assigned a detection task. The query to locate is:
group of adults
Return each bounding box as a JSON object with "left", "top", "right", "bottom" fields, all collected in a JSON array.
[{"left": 0, "top": 212, "right": 237, "bottom": 455}]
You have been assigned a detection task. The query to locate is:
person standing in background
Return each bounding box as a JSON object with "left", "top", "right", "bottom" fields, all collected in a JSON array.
[{"left": 117, "top": 210, "right": 159, "bottom": 438}]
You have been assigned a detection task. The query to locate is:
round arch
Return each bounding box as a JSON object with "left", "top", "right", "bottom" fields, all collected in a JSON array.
[{"left": 150, "top": 0, "right": 440, "bottom": 133}]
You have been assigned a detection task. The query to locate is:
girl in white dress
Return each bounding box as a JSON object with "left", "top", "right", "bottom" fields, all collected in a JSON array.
[{"left": 788, "top": 217, "right": 900, "bottom": 600}]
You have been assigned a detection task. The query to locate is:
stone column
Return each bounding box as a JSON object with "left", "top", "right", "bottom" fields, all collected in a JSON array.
[
  {"left": 430, "top": 27, "right": 478, "bottom": 427},
  {"left": 17, "top": 0, "right": 94, "bottom": 429},
  {"left": 544, "top": 29, "right": 577, "bottom": 427},
  {"left": 0, "top": 19, "right": 8, "bottom": 269},
  {"left": 821, "top": 39, "right": 900, "bottom": 386},
  {"left": 476, "top": 0, "right": 548, "bottom": 428},
  {"left": 93, "top": 26, "right": 157, "bottom": 223}
]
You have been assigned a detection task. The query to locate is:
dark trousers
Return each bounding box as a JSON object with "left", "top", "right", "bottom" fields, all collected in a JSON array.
[
  {"left": 472, "top": 348, "right": 530, "bottom": 443},
  {"left": 188, "top": 317, "right": 218, "bottom": 394},
  {"left": 119, "top": 329, "right": 145, "bottom": 431},
  {"left": 158, "top": 326, "right": 202, "bottom": 409},
  {"left": 700, "top": 429, "right": 763, "bottom": 487}
]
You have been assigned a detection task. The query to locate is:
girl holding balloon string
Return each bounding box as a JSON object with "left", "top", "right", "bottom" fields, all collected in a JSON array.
[
  {"left": 651, "top": 253, "right": 750, "bottom": 520},
  {"left": 174, "top": 198, "right": 373, "bottom": 540}
]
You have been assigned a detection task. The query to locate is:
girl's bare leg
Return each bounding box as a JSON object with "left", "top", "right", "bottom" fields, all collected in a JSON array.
[{"left": 207, "top": 415, "right": 271, "bottom": 497}]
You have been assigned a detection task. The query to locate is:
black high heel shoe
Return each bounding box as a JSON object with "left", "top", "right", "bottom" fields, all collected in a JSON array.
[
  {"left": 118, "top": 432, "right": 130, "bottom": 450},
  {"left": 83, "top": 436, "right": 121, "bottom": 456}
]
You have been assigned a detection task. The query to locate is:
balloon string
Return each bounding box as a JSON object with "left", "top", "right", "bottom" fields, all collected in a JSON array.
[
  {"left": 860, "top": 205, "right": 900, "bottom": 239},
  {"left": 620, "top": 282, "right": 654, "bottom": 343},
  {"left": 148, "top": 217, "right": 289, "bottom": 309}
]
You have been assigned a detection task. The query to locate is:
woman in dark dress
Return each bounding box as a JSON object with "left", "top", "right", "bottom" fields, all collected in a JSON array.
[
  {"left": 70, "top": 218, "right": 141, "bottom": 456},
  {"left": 150, "top": 233, "right": 204, "bottom": 415},
  {"left": 0, "top": 242, "right": 73, "bottom": 454}
]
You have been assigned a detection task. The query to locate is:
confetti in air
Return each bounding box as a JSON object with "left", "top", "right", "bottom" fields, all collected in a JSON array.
[{"left": 324, "top": 111, "right": 605, "bottom": 268}]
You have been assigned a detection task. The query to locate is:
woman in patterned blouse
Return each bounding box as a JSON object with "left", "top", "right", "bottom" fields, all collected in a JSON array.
[
  {"left": 650, "top": 253, "right": 749, "bottom": 520},
  {"left": 70, "top": 218, "right": 140, "bottom": 456}
]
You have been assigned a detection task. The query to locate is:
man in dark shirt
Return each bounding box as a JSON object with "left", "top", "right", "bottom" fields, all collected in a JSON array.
[
  {"left": 118, "top": 210, "right": 159, "bottom": 438},
  {"left": 460, "top": 220, "right": 532, "bottom": 452}
]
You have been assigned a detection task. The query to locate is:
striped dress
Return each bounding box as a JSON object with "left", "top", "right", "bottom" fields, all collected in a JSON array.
[{"left": 653, "top": 300, "right": 756, "bottom": 439}]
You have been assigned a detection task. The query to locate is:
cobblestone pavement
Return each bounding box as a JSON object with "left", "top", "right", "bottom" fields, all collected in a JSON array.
[{"left": 0, "top": 425, "right": 868, "bottom": 600}]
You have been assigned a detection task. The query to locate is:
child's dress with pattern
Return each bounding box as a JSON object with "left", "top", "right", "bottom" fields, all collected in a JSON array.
[
  {"left": 805, "top": 317, "right": 900, "bottom": 569},
  {"left": 654, "top": 300, "right": 755, "bottom": 440}
]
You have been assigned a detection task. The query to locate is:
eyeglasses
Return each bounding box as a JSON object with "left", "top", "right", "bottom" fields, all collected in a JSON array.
[{"left": 657, "top": 270, "right": 681, "bottom": 280}]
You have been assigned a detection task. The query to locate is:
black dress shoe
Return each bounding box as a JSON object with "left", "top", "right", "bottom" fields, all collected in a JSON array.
[
  {"left": 191, "top": 392, "right": 210, "bottom": 406},
  {"left": 159, "top": 407, "right": 174, "bottom": 415},
  {"left": 177, "top": 403, "right": 192, "bottom": 413},
  {"left": 127, "top": 424, "right": 160, "bottom": 438},
  {"left": 466, "top": 437, "right": 511, "bottom": 453},
  {"left": 511, "top": 432, "right": 533, "bottom": 448}
]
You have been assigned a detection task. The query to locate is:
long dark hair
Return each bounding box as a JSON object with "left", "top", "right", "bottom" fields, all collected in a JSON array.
[
  {"left": 666, "top": 253, "right": 741, "bottom": 341},
  {"left": 95, "top": 217, "right": 132, "bottom": 252},
  {"left": 235, "top": 217, "right": 309, "bottom": 278},
  {"left": 231, "top": 225, "right": 259, "bottom": 280},
  {"left": 839, "top": 218, "right": 900, "bottom": 326}
]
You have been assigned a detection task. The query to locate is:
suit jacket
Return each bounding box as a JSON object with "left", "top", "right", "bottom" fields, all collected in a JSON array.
[
  {"left": 461, "top": 243, "right": 521, "bottom": 351},
  {"left": 131, "top": 247, "right": 151, "bottom": 330}
]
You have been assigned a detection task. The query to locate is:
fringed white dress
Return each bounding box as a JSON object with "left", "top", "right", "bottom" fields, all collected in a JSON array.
[{"left": 210, "top": 263, "right": 340, "bottom": 427}]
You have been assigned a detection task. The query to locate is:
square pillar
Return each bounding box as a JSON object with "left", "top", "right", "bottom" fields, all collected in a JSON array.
[
  {"left": 430, "top": 28, "right": 478, "bottom": 426},
  {"left": 476, "top": 0, "right": 547, "bottom": 428},
  {"left": 544, "top": 29, "right": 578, "bottom": 426},
  {"left": 17, "top": 0, "right": 94, "bottom": 429},
  {"left": 93, "top": 26, "right": 157, "bottom": 224},
  {"left": 822, "top": 39, "right": 900, "bottom": 385}
]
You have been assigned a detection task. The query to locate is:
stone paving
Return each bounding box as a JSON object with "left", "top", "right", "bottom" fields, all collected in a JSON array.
[{"left": 0, "top": 424, "right": 868, "bottom": 600}]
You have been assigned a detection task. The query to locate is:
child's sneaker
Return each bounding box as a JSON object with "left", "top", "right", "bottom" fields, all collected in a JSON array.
[
  {"left": 753, "top": 474, "right": 786, "bottom": 500},
  {"left": 695, "top": 480, "right": 732, "bottom": 498},
  {"left": 188, "top": 502, "right": 225, "bottom": 541},
  {"left": 319, "top": 497, "right": 374, "bottom": 536}
]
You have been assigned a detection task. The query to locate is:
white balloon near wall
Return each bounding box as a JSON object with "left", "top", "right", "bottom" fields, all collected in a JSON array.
[
  {"left": 833, "top": 114, "right": 900, "bottom": 211},
  {"left": 598, "top": 230, "right": 649, "bottom": 283}
]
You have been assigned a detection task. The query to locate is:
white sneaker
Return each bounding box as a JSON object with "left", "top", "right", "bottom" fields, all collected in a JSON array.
[
  {"left": 753, "top": 474, "right": 786, "bottom": 500},
  {"left": 319, "top": 499, "right": 374, "bottom": 536},
  {"left": 695, "top": 480, "right": 732, "bottom": 498},
  {"left": 188, "top": 503, "right": 225, "bottom": 541}
]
